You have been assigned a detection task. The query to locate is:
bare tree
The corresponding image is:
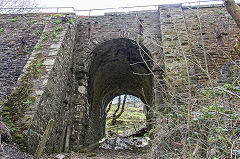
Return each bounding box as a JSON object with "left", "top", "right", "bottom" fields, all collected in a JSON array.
[
  {"left": 106, "top": 100, "right": 112, "bottom": 113},
  {"left": 224, "top": 0, "right": 240, "bottom": 28},
  {"left": 0, "top": 0, "right": 39, "bottom": 14},
  {"left": 111, "top": 95, "right": 127, "bottom": 125}
]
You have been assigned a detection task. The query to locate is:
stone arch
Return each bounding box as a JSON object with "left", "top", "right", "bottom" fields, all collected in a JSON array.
[
  {"left": 77, "top": 32, "right": 160, "bottom": 73},
  {"left": 75, "top": 37, "right": 155, "bottom": 147}
]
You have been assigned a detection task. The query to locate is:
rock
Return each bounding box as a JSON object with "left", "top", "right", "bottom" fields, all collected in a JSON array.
[
  {"left": 133, "top": 137, "right": 150, "bottom": 148},
  {"left": 99, "top": 136, "right": 150, "bottom": 151},
  {"left": 0, "top": 142, "right": 32, "bottom": 159},
  {"left": 55, "top": 154, "right": 65, "bottom": 159},
  {"left": 114, "top": 137, "right": 130, "bottom": 150},
  {"left": 0, "top": 121, "right": 11, "bottom": 142}
]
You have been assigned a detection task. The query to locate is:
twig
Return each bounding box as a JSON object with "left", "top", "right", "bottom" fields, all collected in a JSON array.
[
  {"left": 0, "top": 134, "right": 4, "bottom": 154},
  {"left": 34, "top": 119, "right": 55, "bottom": 159}
]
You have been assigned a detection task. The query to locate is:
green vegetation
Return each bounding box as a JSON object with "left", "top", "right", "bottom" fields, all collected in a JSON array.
[
  {"left": 35, "top": 61, "right": 44, "bottom": 67},
  {"left": 56, "top": 26, "right": 62, "bottom": 32},
  {"left": 41, "top": 35, "right": 48, "bottom": 41},
  {"left": 53, "top": 39, "right": 59, "bottom": 42},
  {"left": 55, "top": 20, "right": 62, "bottom": 24},
  {"left": 106, "top": 103, "right": 146, "bottom": 135},
  {"left": 23, "top": 99, "right": 34, "bottom": 106},
  {"left": 30, "top": 20, "right": 37, "bottom": 23},
  {"left": 209, "top": 20, "right": 215, "bottom": 24},
  {"left": 68, "top": 18, "right": 73, "bottom": 24},
  {"left": 87, "top": 153, "right": 97, "bottom": 157},
  {"left": 219, "top": 10, "right": 225, "bottom": 15},
  {"left": 2, "top": 53, "right": 46, "bottom": 148},
  {"left": 36, "top": 30, "right": 42, "bottom": 36},
  {"left": 10, "top": 18, "right": 17, "bottom": 22},
  {"left": 0, "top": 28, "right": 4, "bottom": 32},
  {"left": 52, "top": 32, "right": 56, "bottom": 37},
  {"left": 34, "top": 45, "right": 41, "bottom": 50},
  {"left": 54, "top": 14, "right": 64, "bottom": 17},
  {"left": 16, "top": 134, "right": 24, "bottom": 139}
]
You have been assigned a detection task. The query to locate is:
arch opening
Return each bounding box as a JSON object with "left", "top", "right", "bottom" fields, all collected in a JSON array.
[
  {"left": 105, "top": 95, "right": 147, "bottom": 137},
  {"left": 85, "top": 38, "right": 153, "bottom": 146}
]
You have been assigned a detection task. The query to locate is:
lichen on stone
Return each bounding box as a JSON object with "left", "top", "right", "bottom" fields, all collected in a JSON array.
[{"left": 2, "top": 52, "right": 46, "bottom": 148}]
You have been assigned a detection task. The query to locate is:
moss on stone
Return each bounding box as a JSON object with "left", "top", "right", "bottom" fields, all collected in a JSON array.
[
  {"left": 16, "top": 134, "right": 24, "bottom": 139},
  {"left": 87, "top": 153, "right": 97, "bottom": 157},
  {"left": 2, "top": 52, "right": 46, "bottom": 148},
  {"left": 2, "top": 106, "right": 9, "bottom": 111}
]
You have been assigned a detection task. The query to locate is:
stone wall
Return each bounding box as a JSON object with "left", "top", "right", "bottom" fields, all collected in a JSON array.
[
  {"left": 0, "top": 4, "right": 239, "bottom": 154},
  {"left": 72, "top": 10, "right": 163, "bottom": 149},
  {"left": 0, "top": 14, "right": 49, "bottom": 103},
  {"left": 159, "top": 5, "right": 193, "bottom": 104},
  {"left": 26, "top": 14, "right": 76, "bottom": 153},
  {"left": 1, "top": 13, "right": 76, "bottom": 153},
  {"left": 183, "top": 6, "right": 240, "bottom": 84},
  {"left": 159, "top": 5, "right": 239, "bottom": 104}
]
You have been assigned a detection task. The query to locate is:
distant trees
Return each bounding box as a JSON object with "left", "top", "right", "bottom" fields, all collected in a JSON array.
[
  {"left": 106, "top": 95, "right": 143, "bottom": 125},
  {"left": 111, "top": 95, "right": 127, "bottom": 125},
  {"left": 127, "top": 95, "right": 140, "bottom": 107},
  {"left": 0, "top": 0, "right": 39, "bottom": 13}
]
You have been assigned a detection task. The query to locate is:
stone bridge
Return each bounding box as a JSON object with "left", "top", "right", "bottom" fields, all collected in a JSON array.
[{"left": 0, "top": 4, "right": 239, "bottom": 154}]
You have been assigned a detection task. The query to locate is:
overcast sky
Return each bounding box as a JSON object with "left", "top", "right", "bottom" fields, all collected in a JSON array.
[
  {"left": 35, "top": 0, "right": 225, "bottom": 15},
  {"left": 36, "top": 0, "right": 182, "bottom": 9}
]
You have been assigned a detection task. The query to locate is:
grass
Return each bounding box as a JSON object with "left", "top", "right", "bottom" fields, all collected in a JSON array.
[{"left": 106, "top": 104, "right": 146, "bottom": 135}]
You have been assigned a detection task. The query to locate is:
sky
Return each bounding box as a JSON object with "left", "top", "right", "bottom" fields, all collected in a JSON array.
[
  {"left": 36, "top": 0, "right": 181, "bottom": 9},
  {"left": 35, "top": 0, "right": 225, "bottom": 15}
]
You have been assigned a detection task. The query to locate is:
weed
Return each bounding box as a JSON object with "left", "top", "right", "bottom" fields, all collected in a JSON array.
[
  {"left": 68, "top": 18, "right": 73, "bottom": 24},
  {"left": 41, "top": 35, "right": 48, "bottom": 41},
  {"left": 35, "top": 61, "right": 44, "bottom": 67},
  {"left": 52, "top": 32, "right": 56, "bottom": 37},
  {"left": 34, "top": 45, "right": 41, "bottom": 50},
  {"left": 36, "top": 30, "right": 42, "bottom": 36},
  {"left": 10, "top": 19, "right": 17, "bottom": 22},
  {"left": 23, "top": 99, "right": 33, "bottom": 106},
  {"left": 0, "top": 28, "right": 4, "bottom": 32},
  {"left": 16, "top": 134, "right": 24, "bottom": 139},
  {"left": 56, "top": 26, "right": 62, "bottom": 32},
  {"left": 25, "top": 48, "right": 31, "bottom": 54},
  {"left": 53, "top": 39, "right": 59, "bottom": 42},
  {"left": 30, "top": 20, "right": 37, "bottom": 23},
  {"left": 209, "top": 20, "right": 214, "bottom": 24},
  {"left": 55, "top": 20, "right": 62, "bottom": 24},
  {"left": 219, "top": 10, "right": 225, "bottom": 15},
  {"left": 54, "top": 14, "right": 64, "bottom": 17}
]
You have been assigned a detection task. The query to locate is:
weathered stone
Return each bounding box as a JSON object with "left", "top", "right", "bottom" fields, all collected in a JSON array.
[
  {"left": 0, "top": 5, "right": 239, "bottom": 155},
  {"left": 78, "top": 86, "right": 86, "bottom": 94}
]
